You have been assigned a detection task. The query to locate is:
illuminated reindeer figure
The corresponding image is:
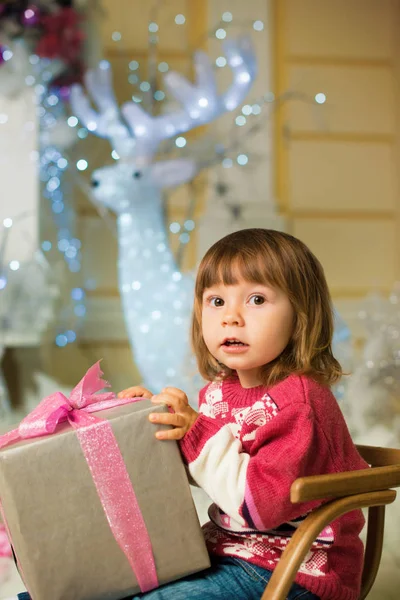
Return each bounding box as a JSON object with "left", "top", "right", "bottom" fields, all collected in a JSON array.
[{"left": 70, "top": 37, "right": 257, "bottom": 393}]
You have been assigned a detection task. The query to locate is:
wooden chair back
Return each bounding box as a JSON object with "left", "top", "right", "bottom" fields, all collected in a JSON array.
[{"left": 261, "top": 444, "right": 400, "bottom": 600}]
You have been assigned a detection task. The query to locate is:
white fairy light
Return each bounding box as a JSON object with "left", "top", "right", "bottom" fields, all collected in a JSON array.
[
  {"left": 170, "top": 222, "right": 181, "bottom": 233},
  {"left": 184, "top": 220, "right": 195, "bottom": 231},
  {"left": 237, "top": 154, "right": 249, "bottom": 165},
  {"left": 222, "top": 12, "right": 233, "bottom": 22},
  {"left": 253, "top": 20, "right": 264, "bottom": 31},
  {"left": 238, "top": 72, "right": 251, "bottom": 83},
  {"left": 76, "top": 159, "right": 88, "bottom": 171},
  {"left": 154, "top": 90, "right": 165, "bottom": 101},
  {"left": 216, "top": 56, "right": 227, "bottom": 67},
  {"left": 9, "top": 261, "right": 20, "bottom": 271},
  {"left": 57, "top": 158, "right": 68, "bottom": 169},
  {"left": 315, "top": 92, "right": 327, "bottom": 104}
]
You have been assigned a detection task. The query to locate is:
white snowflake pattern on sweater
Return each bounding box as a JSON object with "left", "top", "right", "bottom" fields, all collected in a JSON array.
[{"left": 200, "top": 381, "right": 229, "bottom": 418}]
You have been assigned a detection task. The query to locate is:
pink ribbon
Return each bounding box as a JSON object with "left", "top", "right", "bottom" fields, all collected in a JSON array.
[{"left": 0, "top": 361, "right": 158, "bottom": 593}]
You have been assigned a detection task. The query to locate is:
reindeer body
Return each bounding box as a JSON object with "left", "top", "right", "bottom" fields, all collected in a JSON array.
[
  {"left": 116, "top": 183, "right": 194, "bottom": 392},
  {"left": 71, "top": 37, "right": 257, "bottom": 394}
]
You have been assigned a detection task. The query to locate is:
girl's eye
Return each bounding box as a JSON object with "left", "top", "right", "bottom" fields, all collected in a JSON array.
[
  {"left": 210, "top": 297, "right": 224, "bottom": 307},
  {"left": 249, "top": 295, "right": 265, "bottom": 306}
]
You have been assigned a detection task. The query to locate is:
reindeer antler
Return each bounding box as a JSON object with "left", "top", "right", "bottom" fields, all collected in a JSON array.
[
  {"left": 70, "top": 62, "right": 135, "bottom": 158},
  {"left": 70, "top": 36, "right": 257, "bottom": 163},
  {"left": 122, "top": 36, "right": 257, "bottom": 155}
]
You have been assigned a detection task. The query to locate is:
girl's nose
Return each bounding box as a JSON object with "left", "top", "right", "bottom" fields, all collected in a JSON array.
[{"left": 222, "top": 308, "right": 244, "bottom": 326}]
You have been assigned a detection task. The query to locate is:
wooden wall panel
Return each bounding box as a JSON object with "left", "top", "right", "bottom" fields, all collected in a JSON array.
[
  {"left": 286, "top": 65, "right": 395, "bottom": 135},
  {"left": 99, "top": 0, "right": 189, "bottom": 52},
  {"left": 292, "top": 219, "right": 397, "bottom": 291},
  {"left": 288, "top": 141, "right": 396, "bottom": 212},
  {"left": 285, "top": 0, "right": 396, "bottom": 59},
  {"left": 274, "top": 0, "right": 400, "bottom": 341}
]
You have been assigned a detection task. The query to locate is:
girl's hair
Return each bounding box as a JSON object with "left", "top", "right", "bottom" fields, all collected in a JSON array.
[{"left": 191, "top": 228, "right": 342, "bottom": 388}]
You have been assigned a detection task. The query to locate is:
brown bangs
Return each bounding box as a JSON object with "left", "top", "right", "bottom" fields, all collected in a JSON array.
[{"left": 195, "top": 242, "right": 285, "bottom": 297}]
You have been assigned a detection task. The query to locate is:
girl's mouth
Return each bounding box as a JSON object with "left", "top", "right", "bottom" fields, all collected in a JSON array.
[
  {"left": 221, "top": 339, "right": 249, "bottom": 353},
  {"left": 222, "top": 338, "right": 248, "bottom": 347}
]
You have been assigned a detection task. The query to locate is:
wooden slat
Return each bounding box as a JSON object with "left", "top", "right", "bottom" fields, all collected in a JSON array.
[{"left": 291, "top": 465, "right": 400, "bottom": 503}]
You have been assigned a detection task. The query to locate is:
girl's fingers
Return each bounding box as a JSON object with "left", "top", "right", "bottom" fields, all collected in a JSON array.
[
  {"left": 118, "top": 386, "right": 153, "bottom": 399},
  {"left": 151, "top": 393, "right": 182, "bottom": 411},
  {"left": 155, "top": 427, "right": 185, "bottom": 441},
  {"left": 161, "top": 387, "right": 188, "bottom": 403},
  {"left": 149, "top": 412, "right": 185, "bottom": 427}
]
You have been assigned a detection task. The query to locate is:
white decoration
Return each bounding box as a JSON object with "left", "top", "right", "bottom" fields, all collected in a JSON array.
[{"left": 70, "top": 37, "right": 257, "bottom": 394}]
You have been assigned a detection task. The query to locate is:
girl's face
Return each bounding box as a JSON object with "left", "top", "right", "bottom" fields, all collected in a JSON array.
[{"left": 201, "top": 275, "right": 294, "bottom": 388}]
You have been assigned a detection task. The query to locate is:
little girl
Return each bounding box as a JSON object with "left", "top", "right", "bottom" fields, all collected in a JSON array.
[
  {"left": 117, "top": 229, "right": 368, "bottom": 600},
  {"left": 16, "top": 229, "right": 367, "bottom": 600}
]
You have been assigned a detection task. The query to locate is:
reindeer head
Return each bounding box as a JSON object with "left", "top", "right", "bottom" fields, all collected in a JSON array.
[
  {"left": 70, "top": 37, "right": 257, "bottom": 214},
  {"left": 88, "top": 159, "right": 197, "bottom": 213}
]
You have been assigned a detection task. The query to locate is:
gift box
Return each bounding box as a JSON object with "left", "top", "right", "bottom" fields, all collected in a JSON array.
[{"left": 0, "top": 363, "right": 210, "bottom": 600}]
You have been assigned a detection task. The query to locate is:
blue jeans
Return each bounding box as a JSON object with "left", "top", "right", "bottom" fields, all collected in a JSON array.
[{"left": 18, "top": 555, "right": 319, "bottom": 600}]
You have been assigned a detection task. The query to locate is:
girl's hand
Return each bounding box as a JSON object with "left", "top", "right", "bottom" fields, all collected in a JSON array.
[
  {"left": 149, "top": 387, "right": 198, "bottom": 441},
  {"left": 117, "top": 385, "right": 153, "bottom": 399}
]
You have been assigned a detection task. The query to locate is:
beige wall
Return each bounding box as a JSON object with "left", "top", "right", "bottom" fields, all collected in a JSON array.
[{"left": 273, "top": 0, "right": 400, "bottom": 343}]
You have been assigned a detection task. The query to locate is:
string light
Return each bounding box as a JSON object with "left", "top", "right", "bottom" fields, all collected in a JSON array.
[
  {"left": 169, "top": 222, "right": 181, "bottom": 233},
  {"left": 67, "top": 116, "right": 78, "bottom": 127},
  {"left": 154, "top": 90, "right": 165, "bottom": 101},
  {"left": 237, "top": 154, "right": 249, "bottom": 165},
  {"left": 36, "top": 81, "right": 87, "bottom": 345},
  {"left": 235, "top": 115, "right": 246, "bottom": 126},
  {"left": 315, "top": 92, "right": 327, "bottom": 104},
  {"left": 216, "top": 56, "right": 227, "bottom": 68},
  {"left": 76, "top": 159, "right": 88, "bottom": 171}
]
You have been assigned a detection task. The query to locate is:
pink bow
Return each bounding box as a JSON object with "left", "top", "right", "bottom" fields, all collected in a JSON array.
[{"left": 0, "top": 361, "right": 158, "bottom": 593}]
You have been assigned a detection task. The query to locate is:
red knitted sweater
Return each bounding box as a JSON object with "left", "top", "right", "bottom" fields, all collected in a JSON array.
[{"left": 179, "top": 374, "right": 368, "bottom": 600}]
